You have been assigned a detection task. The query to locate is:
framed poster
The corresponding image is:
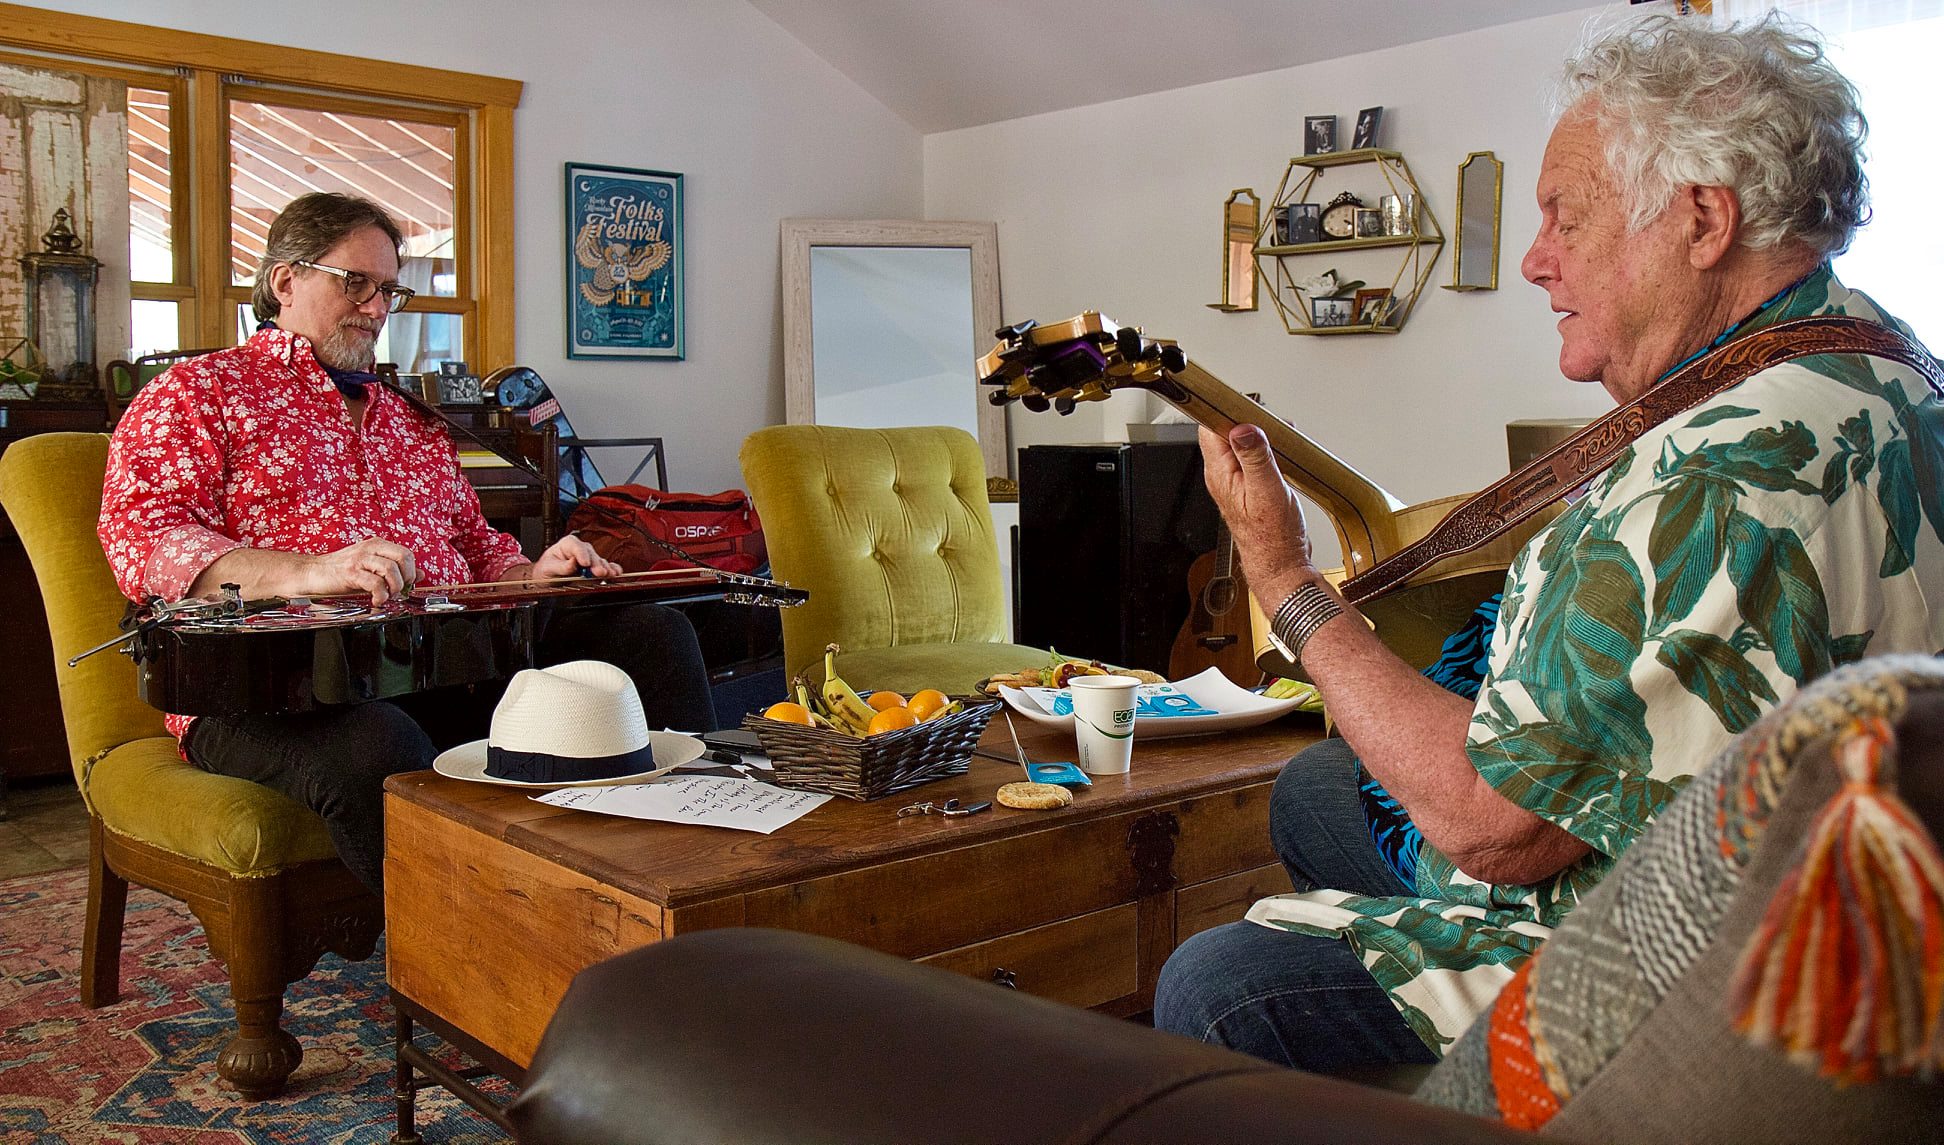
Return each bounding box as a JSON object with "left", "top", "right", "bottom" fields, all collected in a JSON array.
[{"left": 565, "top": 163, "right": 684, "bottom": 359}]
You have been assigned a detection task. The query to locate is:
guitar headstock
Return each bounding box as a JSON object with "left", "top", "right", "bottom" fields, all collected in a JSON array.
[{"left": 977, "top": 312, "right": 1187, "bottom": 414}]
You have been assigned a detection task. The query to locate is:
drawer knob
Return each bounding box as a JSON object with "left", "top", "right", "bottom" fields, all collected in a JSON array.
[{"left": 990, "top": 967, "right": 1019, "bottom": 990}]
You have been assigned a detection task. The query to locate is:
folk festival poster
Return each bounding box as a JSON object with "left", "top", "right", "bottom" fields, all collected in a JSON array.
[{"left": 565, "top": 163, "right": 684, "bottom": 359}]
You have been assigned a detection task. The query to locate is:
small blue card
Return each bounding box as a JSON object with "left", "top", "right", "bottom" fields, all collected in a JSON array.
[{"left": 1027, "top": 762, "right": 1091, "bottom": 788}]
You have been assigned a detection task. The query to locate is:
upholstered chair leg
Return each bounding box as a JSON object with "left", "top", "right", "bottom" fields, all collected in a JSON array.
[
  {"left": 213, "top": 873, "right": 302, "bottom": 1098},
  {"left": 80, "top": 817, "right": 128, "bottom": 1008}
]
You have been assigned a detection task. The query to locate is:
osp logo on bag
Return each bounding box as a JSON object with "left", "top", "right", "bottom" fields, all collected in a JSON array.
[{"left": 565, "top": 485, "right": 767, "bottom": 574}]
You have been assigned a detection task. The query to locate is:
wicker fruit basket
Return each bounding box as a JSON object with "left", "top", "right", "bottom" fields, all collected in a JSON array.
[{"left": 742, "top": 699, "right": 1000, "bottom": 801}]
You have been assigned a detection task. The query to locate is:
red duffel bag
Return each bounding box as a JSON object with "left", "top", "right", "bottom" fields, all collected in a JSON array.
[{"left": 565, "top": 485, "right": 767, "bottom": 574}]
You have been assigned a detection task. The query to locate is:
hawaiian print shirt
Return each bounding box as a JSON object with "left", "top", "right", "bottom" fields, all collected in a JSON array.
[
  {"left": 1248, "top": 266, "right": 1944, "bottom": 1053},
  {"left": 98, "top": 325, "right": 526, "bottom": 741}
]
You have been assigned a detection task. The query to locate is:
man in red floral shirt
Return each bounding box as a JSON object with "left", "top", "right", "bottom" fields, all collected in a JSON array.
[{"left": 99, "top": 193, "right": 715, "bottom": 895}]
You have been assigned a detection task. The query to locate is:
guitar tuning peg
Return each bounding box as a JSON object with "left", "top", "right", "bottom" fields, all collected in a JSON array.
[
  {"left": 987, "top": 389, "right": 1013, "bottom": 407},
  {"left": 1053, "top": 395, "right": 1077, "bottom": 416},
  {"left": 1022, "top": 393, "right": 1051, "bottom": 413},
  {"left": 1114, "top": 326, "right": 1144, "bottom": 361},
  {"left": 997, "top": 320, "right": 1037, "bottom": 345},
  {"left": 1160, "top": 345, "right": 1188, "bottom": 372}
]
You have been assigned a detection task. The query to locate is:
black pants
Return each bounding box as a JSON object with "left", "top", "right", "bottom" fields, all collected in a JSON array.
[{"left": 184, "top": 602, "right": 716, "bottom": 897}]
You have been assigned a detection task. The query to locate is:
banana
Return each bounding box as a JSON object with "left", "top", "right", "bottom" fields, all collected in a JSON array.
[
  {"left": 793, "top": 677, "right": 837, "bottom": 730},
  {"left": 820, "top": 643, "right": 877, "bottom": 736}
]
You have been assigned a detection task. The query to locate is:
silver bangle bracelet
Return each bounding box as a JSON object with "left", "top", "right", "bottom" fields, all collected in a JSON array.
[{"left": 1265, "top": 582, "right": 1343, "bottom": 665}]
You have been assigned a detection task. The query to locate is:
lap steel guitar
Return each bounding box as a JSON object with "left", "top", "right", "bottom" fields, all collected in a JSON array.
[{"left": 124, "top": 566, "right": 806, "bottom": 717}]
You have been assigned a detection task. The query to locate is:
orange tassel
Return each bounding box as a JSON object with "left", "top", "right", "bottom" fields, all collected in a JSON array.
[{"left": 1730, "top": 714, "right": 1944, "bottom": 1084}]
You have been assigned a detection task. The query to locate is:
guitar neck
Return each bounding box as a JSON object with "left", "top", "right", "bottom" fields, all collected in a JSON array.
[{"left": 1159, "top": 359, "right": 1405, "bottom": 573}]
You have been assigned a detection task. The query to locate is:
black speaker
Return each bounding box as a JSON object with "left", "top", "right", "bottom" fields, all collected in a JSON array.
[{"left": 1016, "top": 441, "right": 1220, "bottom": 673}]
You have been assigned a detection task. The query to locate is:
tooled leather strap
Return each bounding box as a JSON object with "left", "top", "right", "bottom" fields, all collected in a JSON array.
[{"left": 1339, "top": 316, "right": 1944, "bottom": 606}]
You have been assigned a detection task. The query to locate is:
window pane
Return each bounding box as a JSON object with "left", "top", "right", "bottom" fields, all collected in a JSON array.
[
  {"left": 130, "top": 299, "right": 179, "bottom": 357},
  {"left": 128, "top": 86, "right": 174, "bottom": 283},
  {"left": 237, "top": 302, "right": 462, "bottom": 376},
  {"left": 1828, "top": 15, "right": 1944, "bottom": 346},
  {"left": 228, "top": 99, "right": 458, "bottom": 296}
]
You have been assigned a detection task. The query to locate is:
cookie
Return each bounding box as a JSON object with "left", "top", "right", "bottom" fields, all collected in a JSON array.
[{"left": 996, "top": 781, "right": 1073, "bottom": 810}]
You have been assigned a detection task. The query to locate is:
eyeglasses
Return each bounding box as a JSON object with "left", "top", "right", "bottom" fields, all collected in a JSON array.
[{"left": 293, "top": 260, "right": 415, "bottom": 313}]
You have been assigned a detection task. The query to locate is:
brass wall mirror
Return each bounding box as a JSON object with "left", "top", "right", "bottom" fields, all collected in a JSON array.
[
  {"left": 1445, "top": 151, "right": 1503, "bottom": 292},
  {"left": 781, "top": 219, "right": 1007, "bottom": 477}
]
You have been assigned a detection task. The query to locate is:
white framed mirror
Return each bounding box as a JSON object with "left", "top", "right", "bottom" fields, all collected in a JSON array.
[{"left": 781, "top": 219, "right": 1008, "bottom": 477}]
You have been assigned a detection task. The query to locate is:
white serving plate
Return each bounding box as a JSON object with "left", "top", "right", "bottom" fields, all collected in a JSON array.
[{"left": 998, "top": 667, "right": 1320, "bottom": 740}]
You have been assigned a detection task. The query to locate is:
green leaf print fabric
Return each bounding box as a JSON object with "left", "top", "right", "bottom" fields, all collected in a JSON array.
[{"left": 1247, "top": 267, "right": 1944, "bottom": 1052}]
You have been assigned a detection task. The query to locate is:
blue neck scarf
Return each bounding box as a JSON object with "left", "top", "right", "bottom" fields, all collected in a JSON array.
[{"left": 258, "top": 320, "right": 377, "bottom": 399}]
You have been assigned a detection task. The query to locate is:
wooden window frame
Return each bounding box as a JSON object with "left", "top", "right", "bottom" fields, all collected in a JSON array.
[{"left": 0, "top": 2, "right": 522, "bottom": 369}]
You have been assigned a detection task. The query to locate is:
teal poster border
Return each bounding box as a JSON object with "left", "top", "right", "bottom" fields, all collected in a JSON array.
[{"left": 565, "top": 162, "right": 684, "bottom": 360}]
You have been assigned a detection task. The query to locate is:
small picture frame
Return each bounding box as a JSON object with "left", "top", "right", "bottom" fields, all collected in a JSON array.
[
  {"left": 437, "top": 360, "right": 484, "bottom": 404},
  {"left": 1283, "top": 202, "right": 1322, "bottom": 245},
  {"left": 1355, "top": 208, "right": 1385, "bottom": 239},
  {"left": 1303, "top": 114, "right": 1337, "bottom": 156},
  {"left": 1311, "top": 296, "right": 1355, "bottom": 328},
  {"left": 1352, "top": 106, "right": 1384, "bottom": 150},
  {"left": 1353, "top": 287, "right": 1394, "bottom": 327}
]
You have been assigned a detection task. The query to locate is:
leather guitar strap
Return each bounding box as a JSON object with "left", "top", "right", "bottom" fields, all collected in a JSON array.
[{"left": 1338, "top": 315, "right": 1944, "bottom": 605}]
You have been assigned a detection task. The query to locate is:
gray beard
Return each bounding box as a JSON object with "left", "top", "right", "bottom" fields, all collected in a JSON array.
[{"left": 313, "top": 323, "right": 379, "bottom": 372}]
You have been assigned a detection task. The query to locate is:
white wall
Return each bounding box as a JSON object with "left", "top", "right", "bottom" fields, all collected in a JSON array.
[
  {"left": 925, "top": 7, "right": 1611, "bottom": 569},
  {"left": 24, "top": 0, "right": 925, "bottom": 493}
]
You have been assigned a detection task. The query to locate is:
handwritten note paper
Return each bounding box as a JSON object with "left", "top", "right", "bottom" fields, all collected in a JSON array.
[{"left": 534, "top": 776, "right": 830, "bottom": 834}]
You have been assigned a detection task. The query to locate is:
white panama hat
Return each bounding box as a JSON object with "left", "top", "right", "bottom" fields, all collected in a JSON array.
[{"left": 432, "top": 660, "right": 705, "bottom": 787}]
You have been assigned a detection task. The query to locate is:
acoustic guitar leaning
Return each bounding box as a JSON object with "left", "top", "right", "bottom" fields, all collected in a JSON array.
[{"left": 1167, "top": 515, "right": 1264, "bottom": 687}]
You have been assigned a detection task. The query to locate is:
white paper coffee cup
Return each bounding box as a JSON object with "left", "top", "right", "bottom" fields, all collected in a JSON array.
[{"left": 1070, "top": 675, "right": 1141, "bottom": 775}]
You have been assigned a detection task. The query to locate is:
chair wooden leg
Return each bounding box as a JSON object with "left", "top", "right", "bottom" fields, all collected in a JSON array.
[
  {"left": 214, "top": 872, "right": 301, "bottom": 1099},
  {"left": 80, "top": 816, "right": 128, "bottom": 1008}
]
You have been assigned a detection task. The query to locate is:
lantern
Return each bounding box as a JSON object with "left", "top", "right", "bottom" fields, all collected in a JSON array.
[{"left": 18, "top": 208, "right": 102, "bottom": 400}]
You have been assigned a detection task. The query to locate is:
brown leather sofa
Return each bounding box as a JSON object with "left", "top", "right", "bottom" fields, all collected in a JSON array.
[{"left": 506, "top": 926, "right": 1528, "bottom": 1145}]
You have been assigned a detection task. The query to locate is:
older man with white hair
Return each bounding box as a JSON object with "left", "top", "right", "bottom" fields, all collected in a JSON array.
[{"left": 1155, "top": 12, "right": 1944, "bottom": 1071}]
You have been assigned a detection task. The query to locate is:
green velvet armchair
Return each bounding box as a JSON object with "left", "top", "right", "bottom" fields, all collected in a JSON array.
[
  {"left": 0, "top": 432, "right": 380, "bottom": 1099},
  {"left": 739, "top": 424, "right": 1047, "bottom": 696}
]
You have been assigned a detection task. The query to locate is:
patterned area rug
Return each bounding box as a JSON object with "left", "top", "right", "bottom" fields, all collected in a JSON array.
[{"left": 1, "top": 867, "right": 513, "bottom": 1143}]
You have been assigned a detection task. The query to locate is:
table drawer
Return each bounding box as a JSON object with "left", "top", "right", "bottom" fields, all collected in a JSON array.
[
  {"left": 1175, "top": 861, "right": 1294, "bottom": 943},
  {"left": 917, "top": 903, "right": 1138, "bottom": 1009}
]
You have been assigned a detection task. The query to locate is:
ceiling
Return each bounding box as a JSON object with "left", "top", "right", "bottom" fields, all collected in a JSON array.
[{"left": 747, "top": 0, "right": 1601, "bottom": 134}]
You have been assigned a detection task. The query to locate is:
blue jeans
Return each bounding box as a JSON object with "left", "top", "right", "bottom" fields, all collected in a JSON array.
[
  {"left": 185, "top": 602, "right": 715, "bottom": 897},
  {"left": 1152, "top": 738, "right": 1438, "bottom": 1071}
]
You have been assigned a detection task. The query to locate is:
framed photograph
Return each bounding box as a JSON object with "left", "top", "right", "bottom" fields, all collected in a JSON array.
[
  {"left": 1352, "top": 105, "right": 1384, "bottom": 150},
  {"left": 436, "top": 360, "right": 484, "bottom": 404},
  {"left": 1311, "top": 296, "right": 1354, "bottom": 328},
  {"left": 565, "top": 162, "right": 685, "bottom": 360},
  {"left": 1354, "top": 208, "right": 1385, "bottom": 239},
  {"left": 1283, "top": 202, "right": 1322, "bottom": 245},
  {"left": 1353, "top": 287, "right": 1394, "bottom": 327},
  {"left": 1303, "top": 114, "right": 1337, "bottom": 156}
]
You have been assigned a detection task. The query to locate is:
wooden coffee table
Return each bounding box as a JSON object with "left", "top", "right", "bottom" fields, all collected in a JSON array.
[{"left": 381, "top": 714, "right": 1321, "bottom": 1135}]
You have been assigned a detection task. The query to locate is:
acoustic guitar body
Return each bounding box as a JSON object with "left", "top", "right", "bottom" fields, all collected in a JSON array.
[
  {"left": 1168, "top": 532, "right": 1263, "bottom": 688},
  {"left": 1250, "top": 494, "right": 1563, "bottom": 681}
]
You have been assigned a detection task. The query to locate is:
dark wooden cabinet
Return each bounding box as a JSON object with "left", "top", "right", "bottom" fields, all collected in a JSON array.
[{"left": 1, "top": 399, "right": 114, "bottom": 784}]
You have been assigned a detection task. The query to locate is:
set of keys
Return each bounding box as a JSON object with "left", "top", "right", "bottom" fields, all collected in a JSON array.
[{"left": 897, "top": 797, "right": 991, "bottom": 818}]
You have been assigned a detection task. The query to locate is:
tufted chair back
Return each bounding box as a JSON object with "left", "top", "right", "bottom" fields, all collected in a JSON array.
[{"left": 739, "top": 424, "right": 1046, "bottom": 695}]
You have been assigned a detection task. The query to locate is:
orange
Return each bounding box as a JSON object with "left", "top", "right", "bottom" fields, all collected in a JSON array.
[
  {"left": 762, "top": 701, "right": 814, "bottom": 725},
  {"left": 907, "top": 688, "right": 951, "bottom": 721},
  {"left": 866, "top": 690, "right": 907, "bottom": 712},
  {"left": 866, "top": 706, "right": 918, "bottom": 735}
]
